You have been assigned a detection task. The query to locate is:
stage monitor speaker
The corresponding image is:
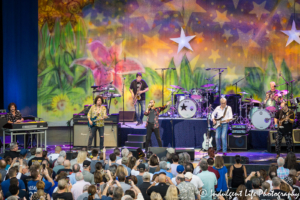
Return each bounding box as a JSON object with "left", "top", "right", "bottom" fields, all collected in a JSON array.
[
  {"left": 228, "top": 134, "right": 248, "bottom": 150},
  {"left": 293, "top": 129, "right": 300, "bottom": 143},
  {"left": 268, "top": 130, "right": 286, "bottom": 145},
  {"left": 148, "top": 147, "right": 167, "bottom": 159},
  {"left": 74, "top": 124, "right": 118, "bottom": 147},
  {"left": 175, "top": 148, "right": 195, "bottom": 161},
  {"left": 223, "top": 156, "right": 249, "bottom": 164},
  {"left": 119, "top": 111, "right": 136, "bottom": 122}
]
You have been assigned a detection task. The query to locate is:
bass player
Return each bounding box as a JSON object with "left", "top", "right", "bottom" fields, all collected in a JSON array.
[
  {"left": 212, "top": 98, "right": 233, "bottom": 155},
  {"left": 129, "top": 73, "right": 149, "bottom": 126}
]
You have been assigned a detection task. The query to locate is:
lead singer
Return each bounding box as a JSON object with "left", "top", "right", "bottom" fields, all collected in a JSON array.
[{"left": 144, "top": 100, "right": 171, "bottom": 151}]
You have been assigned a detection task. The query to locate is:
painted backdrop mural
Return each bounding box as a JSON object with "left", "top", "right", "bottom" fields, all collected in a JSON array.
[{"left": 38, "top": 0, "right": 300, "bottom": 125}]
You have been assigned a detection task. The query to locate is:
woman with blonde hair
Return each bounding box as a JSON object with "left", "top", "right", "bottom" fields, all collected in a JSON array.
[
  {"left": 31, "top": 181, "right": 50, "bottom": 200},
  {"left": 165, "top": 185, "right": 178, "bottom": 200},
  {"left": 150, "top": 192, "right": 162, "bottom": 200},
  {"left": 213, "top": 156, "right": 228, "bottom": 193},
  {"left": 116, "top": 165, "right": 128, "bottom": 176}
]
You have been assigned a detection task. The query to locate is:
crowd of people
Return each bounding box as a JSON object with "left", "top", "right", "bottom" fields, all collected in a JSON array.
[{"left": 0, "top": 142, "right": 299, "bottom": 200}]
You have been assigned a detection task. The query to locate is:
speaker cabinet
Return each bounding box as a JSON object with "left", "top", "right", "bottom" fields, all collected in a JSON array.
[
  {"left": 148, "top": 147, "right": 167, "bottom": 159},
  {"left": 73, "top": 124, "right": 119, "bottom": 147},
  {"left": 119, "top": 111, "right": 136, "bottom": 122},
  {"left": 228, "top": 134, "right": 248, "bottom": 150},
  {"left": 293, "top": 129, "right": 300, "bottom": 143},
  {"left": 175, "top": 148, "right": 195, "bottom": 161},
  {"left": 268, "top": 130, "right": 286, "bottom": 145}
]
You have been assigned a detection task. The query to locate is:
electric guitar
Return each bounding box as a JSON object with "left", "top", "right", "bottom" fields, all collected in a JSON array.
[
  {"left": 88, "top": 116, "right": 108, "bottom": 128},
  {"left": 213, "top": 117, "right": 237, "bottom": 129},
  {"left": 202, "top": 105, "right": 213, "bottom": 150},
  {"left": 278, "top": 113, "right": 294, "bottom": 127}
]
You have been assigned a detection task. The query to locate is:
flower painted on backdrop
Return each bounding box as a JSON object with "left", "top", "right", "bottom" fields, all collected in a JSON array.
[
  {"left": 149, "top": 85, "right": 171, "bottom": 101},
  {"left": 51, "top": 94, "right": 81, "bottom": 118},
  {"left": 224, "top": 85, "right": 242, "bottom": 95},
  {"left": 71, "top": 40, "right": 145, "bottom": 93}
]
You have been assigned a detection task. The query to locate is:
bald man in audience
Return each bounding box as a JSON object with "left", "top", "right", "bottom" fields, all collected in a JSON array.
[{"left": 57, "top": 160, "right": 72, "bottom": 175}]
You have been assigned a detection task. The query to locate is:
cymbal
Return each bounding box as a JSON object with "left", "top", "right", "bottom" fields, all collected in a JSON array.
[
  {"left": 245, "top": 98, "right": 261, "bottom": 103},
  {"left": 205, "top": 89, "right": 213, "bottom": 91},
  {"left": 280, "top": 90, "right": 289, "bottom": 95},
  {"left": 239, "top": 91, "right": 248, "bottom": 95},
  {"left": 191, "top": 95, "right": 202, "bottom": 100},
  {"left": 201, "top": 84, "right": 215, "bottom": 88},
  {"left": 167, "top": 88, "right": 177, "bottom": 92},
  {"left": 170, "top": 85, "right": 183, "bottom": 89},
  {"left": 183, "top": 91, "right": 190, "bottom": 94}
]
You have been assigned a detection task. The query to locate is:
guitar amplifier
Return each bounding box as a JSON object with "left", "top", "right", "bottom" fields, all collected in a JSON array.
[
  {"left": 228, "top": 134, "right": 248, "bottom": 150},
  {"left": 231, "top": 124, "right": 247, "bottom": 129},
  {"left": 232, "top": 130, "right": 247, "bottom": 134},
  {"left": 104, "top": 114, "right": 119, "bottom": 124}
]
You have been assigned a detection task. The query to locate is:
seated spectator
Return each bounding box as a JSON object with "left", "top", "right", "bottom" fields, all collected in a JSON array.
[
  {"left": 148, "top": 156, "right": 159, "bottom": 174},
  {"left": 57, "top": 160, "right": 72, "bottom": 175},
  {"left": 0, "top": 160, "right": 7, "bottom": 182},
  {"left": 106, "top": 153, "right": 120, "bottom": 170},
  {"left": 117, "top": 148, "right": 130, "bottom": 165},
  {"left": 229, "top": 155, "right": 247, "bottom": 188},
  {"left": 121, "top": 157, "right": 131, "bottom": 176},
  {"left": 53, "top": 156, "right": 65, "bottom": 174},
  {"left": 27, "top": 169, "right": 54, "bottom": 199},
  {"left": 2, "top": 168, "right": 26, "bottom": 197},
  {"left": 28, "top": 148, "right": 46, "bottom": 167},
  {"left": 71, "top": 172, "right": 91, "bottom": 200},
  {"left": 70, "top": 151, "right": 91, "bottom": 171},
  {"left": 185, "top": 163, "right": 203, "bottom": 191},
  {"left": 5, "top": 156, "right": 12, "bottom": 170},
  {"left": 4, "top": 142, "right": 20, "bottom": 160},
  {"left": 31, "top": 180, "right": 51, "bottom": 200},
  {"left": 114, "top": 148, "right": 122, "bottom": 161},
  {"left": 90, "top": 149, "right": 105, "bottom": 174},
  {"left": 213, "top": 156, "right": 228, "bottom": 192},
  {"left": 5, "top": 177, "right": 28, "bottom": 199},
  {"left": 153, "top": 161, "right": 173, "bottom": 179},
  {"left": 147, "top": 172, "right": 174, "bottom": 198},
  {"left": 250, "top": 177, "right": 263, "bottom": 196},
  {"left": 52, "top": 179, "right": 73, "bottom": 200},
  {"left": 48, "top": 146, "right": 62, "bottom": 163},
  {"left": 232, "top": 184, "right": 247, "bottom": 200},
  {"left": 177, "top": 174, "right": 199, "bottom": 200},
  {"left": 170, "top": 154, "right": 179, "bottom": 177},
  {"left": 197, "top": 159, "right": 217, "bottom": 200},
  {"left": 136, "top": 163, "right": 146, "bottom": 186},
  {"left": 277, "top": 157, "right": 289, "bottom": 179},
  {"left": 82, "top": 161, "right": 95, "bottom": 184},
  {"left": 26, "top": 148, "right": 36, "bottom": 162},
  {"left": 138, "top": 172, "right": 151, "bottom": 200},
  {"left": 68, "top": 163, "right": 80, "bottom": 185},
  {"left": 116, "top": 171, "right": 131, "bottom": 192}
]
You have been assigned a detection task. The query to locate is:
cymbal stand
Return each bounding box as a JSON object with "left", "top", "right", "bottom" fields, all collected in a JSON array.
[
  {"left": 235, "top": 94, "right": 245, "bottom": 124},
  {"left": 169, "top": 89, "right": 178, "bottom": 117},
  {"left": 243, "top": 103, "right": 250, "bottom": 126}
]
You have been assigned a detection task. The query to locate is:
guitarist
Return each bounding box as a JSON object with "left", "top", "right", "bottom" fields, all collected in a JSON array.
[
  {"left": 274, "top": 101, "right": 295, "bottom": 159},
  {"left": 87, "top": 95, "right": 108, "bottom": 151},
  {"left": 129, "top": 73, "right": 149, "bottom": 126},
  {"left": 212, "top": 98, "right": 233, "bottom": 155}
]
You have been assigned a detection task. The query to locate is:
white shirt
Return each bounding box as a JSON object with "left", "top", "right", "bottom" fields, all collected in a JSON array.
[
  {"left": 48, "top": 153, "right": 59, "bottom": 161},
  {"left": 131, "top": 169, "right": 153, "bottom": 180},
  {"left": 71, "top": 180, "right": 91, "bottom": 200},
  {"left": 190, "top": 175, "right": 204, "bottom": 189},
  {"left": 266, "top": 180, "right": 273, "bottom": 191},
  {"left": 211, "top": 105, "right": 233, "bottom": 121}
]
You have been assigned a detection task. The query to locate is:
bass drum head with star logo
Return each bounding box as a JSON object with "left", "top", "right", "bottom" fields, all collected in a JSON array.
[{"left": 177, "top": 99, "right": 198, "bottom": 118}]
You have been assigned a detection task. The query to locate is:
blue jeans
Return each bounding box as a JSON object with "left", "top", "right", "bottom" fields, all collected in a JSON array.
[
  {"left": 134, "top": 100, "right": 145, "bottom": 123},
  {"left": 215, "top": 123, "right": 229, "bottom": 152},
  {"left": 88, "top": 126, "right": 104, "bottom": 150}
]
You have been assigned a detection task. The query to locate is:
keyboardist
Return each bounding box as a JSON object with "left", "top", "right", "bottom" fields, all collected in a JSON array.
[{"left": 6, "top": 103, "right": 24, "bottom": 123}]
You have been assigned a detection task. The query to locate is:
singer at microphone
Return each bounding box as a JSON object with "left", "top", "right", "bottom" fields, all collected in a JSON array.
[{"left": 144, "top": 100, "right": 171, "bottom": 152}]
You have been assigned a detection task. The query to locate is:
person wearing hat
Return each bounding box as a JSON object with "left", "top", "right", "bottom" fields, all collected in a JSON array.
[
  {"left": 28, "top": 148, "right": 46, "bottom": 167},
  {"left": 153, "top": 161, "right": 173, "bottom": 179},
  {"left": 82, "top": 160, "right": 95, "bottom": 184},
  {"left": 171, "top": 165, "right": 184, "bottom": 185},
  {"left": 19, "top": 149, "right": 28, "bottom": 165},
  {"left": 176, "top": 173, "right": 200, "bottom": 200}
]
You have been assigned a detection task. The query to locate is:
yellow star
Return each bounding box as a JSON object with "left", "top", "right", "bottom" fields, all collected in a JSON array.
[
  {"left": 142, "top": 34, "right": 171, "bottom": 56},
  {"left": 195, "top": 32, "right": 205, "bottom": 43},
  {"left": 106, "top": 16, "right": 123, "bottom": 33},
  {"left": 249, "top": 1, "right": 270, "bottom": 20},
  {"left": 265, "top": 29, "right": 279, "bottom": 41},
  {"left": 226, "top": 66, "right": 239, "bottom": 80},
  {"left": 232, "top": 29, "right": 260, "bottom": 58},
  {"left": 232, "top": 0, "right": 240, "bottom": 9},
  {"left": 209, "top": 49, "right": 221, "bottom": 63},
  {"left": 213, "top": 10, "right": 230, "bottom": 28},
  {"left": 164, "top": 0, "right": 206, "bottom": 25},
  {"left": 222, "top": 29, "right": 233, "bottom": 40}
]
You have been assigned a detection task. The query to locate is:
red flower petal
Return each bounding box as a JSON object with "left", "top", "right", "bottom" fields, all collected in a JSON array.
[
  {"left": 115, "top": 58, "right": 145, "bottom": 74},
  {"left": 71, "top": 58, "right": 97, "bottom": 70},
  {"left": 88, "top": 41, "right": 110, "bottom": 66}
]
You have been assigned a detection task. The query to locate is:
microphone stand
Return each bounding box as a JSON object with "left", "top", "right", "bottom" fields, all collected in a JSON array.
[
  {"left": 206, "top": 68, "right": 227, "bottom": 99},
  {"left": 232, "top": 75, "right": 247, "bottom": 94},
  {"left": 122, "top": 78, "right": 125, "bottom": 125},
  {"left": 66, "top": 118, "right": 73, "bottom": 154},
  {"left": 279, "top": 74, "right": 291, "bottom": 100}
]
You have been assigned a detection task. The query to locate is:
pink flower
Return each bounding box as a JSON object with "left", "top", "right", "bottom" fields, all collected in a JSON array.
[{"left": 71, "top": 40, "right": 145, "bottom": 93}]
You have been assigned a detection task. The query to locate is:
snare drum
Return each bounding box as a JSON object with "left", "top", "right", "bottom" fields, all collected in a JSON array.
[
  {"left": 190, "top": 88, "right": 202, "bottom": 96},
  {"left": 265, "top": 99, "right": 277, "bottom": 112},
  {"left": 177, "top": 99, "right": 198, "bottom": 118},
  {"left": 251, "top": 109, "right": 271, "bottom": 130}
]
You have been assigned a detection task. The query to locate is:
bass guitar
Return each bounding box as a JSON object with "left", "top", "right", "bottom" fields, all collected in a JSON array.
[
  {"left": 278, "top": 113, "right": 294, "bottom": 127},
  {"left": 202, "top": 105, "right": 213, "bottom": 150}
]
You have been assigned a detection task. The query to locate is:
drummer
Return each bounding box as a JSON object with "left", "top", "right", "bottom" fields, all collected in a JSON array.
[{"left": 264, "top": 82, "right": 280, "bottom": 105}]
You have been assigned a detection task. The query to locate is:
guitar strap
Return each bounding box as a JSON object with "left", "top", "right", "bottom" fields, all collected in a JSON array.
[{"left": 221, "top": 106, "right": 228, "bottom": 120}]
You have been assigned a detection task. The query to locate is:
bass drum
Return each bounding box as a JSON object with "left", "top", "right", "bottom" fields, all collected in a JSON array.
[
  {"left": 177, "top": 99, "right": 198, "bottom": 118},
  {"left": 251, "top": 109, "right": 271, "bottom": 130}
]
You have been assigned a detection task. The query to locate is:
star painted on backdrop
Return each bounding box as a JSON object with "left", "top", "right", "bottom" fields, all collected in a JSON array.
[
  {"left": 181, "top": 103, "right": 187, "bottom": 111},
  {"left": 142, "top": 34, "right": 171, "bottom": 56},
  {"left": 97, "top": 12, "right": 105, "bottom": 22},
  {"left": 226, "top": 66, "right": 239, "bottom": 80},
  {"left": 232, "top": 0, "right": 240, "bottom": 9},
  {"left": 232, "top": 29, "right": 260, "bottom": 58},
  {"left": 265, "top": 30, "right": 279, "bottom": 41},
  {"left": 195, "top": 32, "right": 205, "bottom": 43},
  {"left": 213, "top": 10, "right": 230, "bottom": 28},
  {"left": 170, "top": 27, "right": 196, "bottom": 53},
  {"left": 209, "top": 49, "right": 221, "bottom": 63},
  {"left": 249, "top": 1, "right": 270, "bottom": 20},
  {"left": 222, "top": 29, "right": 233, "bottom": 40},
  {"left": 106, "top": 16, "right": 123, "bottom": 33},
  {"left": 281, "top": 20, "right": 300, "bottom": 46},
  {"left": 164, "top": 0, "right": 206, "bottom": 25}
]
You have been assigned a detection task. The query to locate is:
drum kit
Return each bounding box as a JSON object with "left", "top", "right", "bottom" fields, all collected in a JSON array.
[
  {"left": 236, "top": 90, "right": 291, "bottom": 130},
  {"left": 166, "top": 84, "right": 217, "bottom": 118}
]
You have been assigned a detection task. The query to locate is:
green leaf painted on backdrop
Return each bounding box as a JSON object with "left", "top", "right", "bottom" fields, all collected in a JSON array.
[
  {"left": 85, "top": 69, "right": 95, "bottom": 94},
  {"left": 53, "top": 20, "right": 61, "bottom": 52},
  {"left": 143, "top": 67, "right": 162, "bottom": 86},
  {"left": 38, "top": 85, "right": 56, "bottom": 99},
  {"left": 38, "top": 66, "right": 56, "bottom": 77},
  {"left": 72, "top": 65, "right": 86, "bottom": 86},
  {"left": 41, "top": 72, "right": 54, "bottom": 88},
  {"left": 180, "top": 54, "right": 195, "bottom": 90},
  {"left": 277, "top": 59, "right": 292, "bottom": 91},
  {"left": 193, "top": 67, "right": 210, "bottom": 88},
  {"left": 75, "top": 19, "right": 87, "bottom": 58},
  {"left": 165, "top": 58, "right": 178, "bottom": 86},
  {"left": 292, "top": 81, "right": 300, "bottom": 97},
  {"left": 245, "top": 67, "right": 264, "bottom": 97},
  {"left": 41, "top": 23, "right": 50, "bottom": 50},
  {"left": 67, "top": 87, "right": 86, "bottom": 103},
  {"left": 123, "top": 74, "right": 136, "bottom": 86},
  {"left": 61, "top": 22, "right": 76, "bottom": 54},
  {"left": 264, "top": 54, "right": 278, "bottom": 93}
]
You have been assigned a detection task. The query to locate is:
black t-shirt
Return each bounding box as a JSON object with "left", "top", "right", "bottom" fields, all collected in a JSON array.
[
  {"left": 57, "top": 169, "right": 72, "bottom": 175},
  {"left": 130, "top": 79, "right": 148, "bottom": 100},
  {"left": 147, "top": 183, "right": 179, "bottom": 199},
  {"left": 148, "top": 109, "right": 155, "bottom": 123},
  {"left": 267, "top": 189, "right": 289, "bottom": 200},
  {"left": 4, "top": 151, "right": 20, "bottom": 159},
  {"left": 284, "top": 162, "right": 300, "bottom": 171},
  {"left": 5, "top": 189, "right": 28, "bottom": 200},
  {"left": 138, "top": 182, "right": 151, "bottom": 200},
  {"left": 52, "top": 192, "right": 73, "bottom": 200},
  {"left": 28, "top": 157, "right": 46, "bottom": 167},
  {"left": 275, "top": 109, "right": 295, "bottom": 133}
]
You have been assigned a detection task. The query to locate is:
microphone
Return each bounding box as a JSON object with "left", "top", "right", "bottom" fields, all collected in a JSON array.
[
  {"left": 274, "top": 85, "right": 277, "bottom": 87},
  {"left": 206, "top": 68, "right": 211, "bottom": 71},
  {"left": 172, "top": 68, "right": 176, "bottom": 70}
]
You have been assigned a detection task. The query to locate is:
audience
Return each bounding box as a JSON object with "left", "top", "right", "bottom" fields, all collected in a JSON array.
[
  {"left": 57, "top": 160, "right": 72, "bottom": 175},
  {"left": 71, "top": 172, "right": 91, "bottom": 200},
  {"left": 229, "top": 155, "right": 247, "bottom": 188},
  {"left": 117, "top": 149, "right": 130, "bottom": 165},
  {"left": 30, "top": 180, "right": 51, "bottom": 200},
  {"left": 147, "top": 172, "right": 174, "bottom": 198},
  {"left": 4, "top": 142, "right": 20, "bottom": 160},
  {"left": 2, "top": 168, "right": 26, "bottom": 197},
  {"left": 82, "top": 161, "right": 95, "bottom": 184},
  {"left": 28, "top": 148, "right": 46, "bottom": 166},
  {"left": 53, "top": 156, "right": 65, "bottom": 174},
  {"left": 177, "top": 174, "right": 200, "bottom": 200},
  {"left": 5, "top": 177, "right": 28, "bottom": 199},
  {"left": 213, "top": 156, "right": 228, "bottom": 193},
  {"left": 68, "top": 163, "right": 81, "bottom": 185},
  {"left": 197, "top": 159, "right": 217, "bottom": 200},
  {"left": 277, "top": 157, "right": 290, "bottom": 179},
  {"left": 52, "top": 179, "right": 73, "bottom": 200},
  {"left": 71, "top": 151, "right": 91, "bottom": 171},
  {"left": 233, "top": 184, "right": 247, "bottom": 200},
  {"left": 170, "top": 154, "right": 179, "bottom": 177},
  {"left": 138, "top": 172, "right": 151, "bottom": 200},
  {"left": 185, "top": 163, "right": 203, "bottom": 191},
  {"left": 49, "top": 146, "right": 62, "bottom": 163},
  {"left": 114, "top": 148, "right": 122, "bottom": 161},
  {"left": 0, "top": 160, "right": 7, "bottom": 181},
  {"left": 284, "top": 152, "right": 300, "bottom": 171},
  {"left": 153, "top": 161, "right": 173, "bottom": 179},
  {"left": 27, "top": 148, "right": 36, "bottom": 162}
]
